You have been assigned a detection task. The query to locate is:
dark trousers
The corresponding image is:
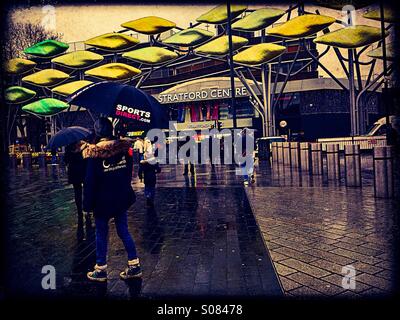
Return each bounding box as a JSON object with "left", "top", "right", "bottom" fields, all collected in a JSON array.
[
  {"left": 95, "top": 211, "right": 138, "bottom": 266},
  {"left": 184, "top": 163, "right": 195, "bottom": 174},
  {"left": 73, "top": 183, "right": 83, "bottom": 222}
]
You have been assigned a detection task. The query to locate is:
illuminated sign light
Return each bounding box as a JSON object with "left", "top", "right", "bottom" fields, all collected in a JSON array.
[
  {"left": 116, "top": 104, "right": 151, "bottom": 123},
  {"left": 157, "top": 87, "right": 248, "bottom": 104}
]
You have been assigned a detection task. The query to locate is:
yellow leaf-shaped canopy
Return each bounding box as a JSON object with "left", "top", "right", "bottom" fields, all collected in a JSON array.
[
  {"left": 121, "top": 16, "right": 176, "bottom": 35},
  {"left": 51, "top": 51, "right": 104, "bottom": 69},
  {"left": 195, "top": 35, "right": 248, "bottom": 55},
  {"left": 52, "top": 80, "right": 93, "bottom": 96},
  {"left": 22, "top": 98, "right": 69, "bottom": 116},
  {"left": 314, "top": 25, "right": 388, "bottom": 48},
  {"left": 163, "top": 28, "right": 214, "bottom": 47},
  {"left": 233, "top": 43, "right": 286, "bottom": 66},
  {"left": 22, "top": 69, "right": 70, "bottom": 87},
  {"left": 85, "top": 33, "right": 139, "bottom": 52},
  {"left": 196, "top": 4, "right": 247, "bottom": 24},
  {"left": 123, "top": 47, "right": 178, "bottom": 65},
  {"left": 267, "top": 14, "right": 335, "bottom": 39},
  {"left": 363, "top": 7, "right": 396, "bottom": 23},
  {"left": 5, "top": 86, "right": 36, "bottom": 104},
  {"left": 232, "top": 8, "right": 285, "bottom": 32},
  {"left": 367, "top": 43, "right": 394, "bottom": 60},
  {"left": 85, "top": 63, "right": 141, "bottom": 81},
  {"left": 5, "top": 58, "right": 37, "bottom": 75}
]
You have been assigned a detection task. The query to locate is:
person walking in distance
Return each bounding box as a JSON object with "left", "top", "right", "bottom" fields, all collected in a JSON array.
[
  {"left": 83, "top": 117, "right": 141, "bottom": 282},
  {"left": 138, "top": 152, "right": 161, "bottom": 208}
]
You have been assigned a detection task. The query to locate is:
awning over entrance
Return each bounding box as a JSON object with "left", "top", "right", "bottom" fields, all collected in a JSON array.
[{"left": 155, "top": 77, "right": 262, "bottom": 104}]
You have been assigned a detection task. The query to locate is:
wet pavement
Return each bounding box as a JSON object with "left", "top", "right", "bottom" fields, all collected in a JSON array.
[
  {"left": 5, "top": 164, "right": 282, "bottom": 299},
  {"left": 4, "top": 153, "right": 399, "bottom": 299}
]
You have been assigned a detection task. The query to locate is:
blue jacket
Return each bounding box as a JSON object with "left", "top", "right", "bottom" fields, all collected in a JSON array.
[
  {"left": 82, "top": 138, "right": 135, "bottom": 218},
  {"left": 138, "top": 160, "right": 161, "bottom": 187}
]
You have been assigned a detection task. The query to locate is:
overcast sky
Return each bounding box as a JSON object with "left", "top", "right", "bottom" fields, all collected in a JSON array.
[{"left": 8, "top": 3, "right": 387, "bottom": 79}]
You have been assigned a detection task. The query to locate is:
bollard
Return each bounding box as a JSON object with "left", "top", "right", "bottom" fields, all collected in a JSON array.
[
  {"left": 8, "top": 153, "right": 17, "bottom": 169},
  {"left": 373, "top": 146, "right": 394, "bottom": 198},
  {"left": 300, "top": 142, "right": 312, "bottom": 173},
  {"left": 326, "top": 144, "right": 340, "bottom": 180},
  {"left": 277, "top": 142, "right": 284, "bottom": 164},
  {"left": 310, "top": 143, "right": 323, "bottom": 175},
  {"left": 38, "top": 152, "right": 46, "bottom": 168},
  {"left": 344, "top": 144, "right": 361, "bottom": 187},
  {"left": 290, "top": 142, "right": 300, "bottom": 168},
  {"left": 282, "top": 142, "right": 291, "bottom": 166},
  {"left": 22, "top": 152, "right": 32, "bottom": 169}
]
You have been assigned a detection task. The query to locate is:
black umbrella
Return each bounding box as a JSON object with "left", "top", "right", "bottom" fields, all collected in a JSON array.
[
  {"left": 67, "top": 81, "right": 169, "bottom": 129},
  {"left": 47, "top": 126, "right": 92, "bottom": 150}
]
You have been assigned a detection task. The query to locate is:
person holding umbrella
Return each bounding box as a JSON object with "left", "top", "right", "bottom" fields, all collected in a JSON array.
[{"left": 83, "top": 117, "right": 141, "bottom": 282}]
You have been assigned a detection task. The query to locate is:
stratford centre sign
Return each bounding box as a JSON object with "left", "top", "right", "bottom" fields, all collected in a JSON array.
[{"left": 157, "top": 86, "right": 249, "bottom": 104}]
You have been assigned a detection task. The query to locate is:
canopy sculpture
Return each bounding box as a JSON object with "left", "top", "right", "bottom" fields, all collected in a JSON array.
[
  {"left": 5, "top": 58, "right": 36, "bottom": 75},
  {"left": 162, "top": 28, "right": 214, "bottom": 47},
  {"left": 195, "top": 35, "right": 248, "bottom": 56},
  {"left": 85, "top": 63, "right": 141, "bottom": 81},
  {"left": 5, "top": 86, "right": 36, "bottom": 104},
  {"left": 51, "top": 50, "right": 104, "bottom": 69},
  {"left": 314, "top": 25, "right": 388, "bottom": 48},
  {"left": 196, "top": 4, "right": 247, "bottom": 24},
  {"left": 312, "top": 0, "right": 374, "bottom": 10},
  {"left": 85, "top": 33, "right": 140, "bottom": 52},
  {"left": 122, "top": 47, "right": 179, "bottom": 65},
  {"left": 231, "top": 8, "right": 285, "bottom": 32},
  {"left": 52, "top": 80, "right": 93, "bottom": 96},
  {"left": 22, "top": 69, "right": 70, "bottom": 87},
  {"left": 24, "top": 39, "right": 69, "bottom": 58},
  {"left": 267, "top": 14, "right": 335, "bottom": 39},
  {"left": 22, "top": 98, "right": 69, "bottom": 116},
  {"left": 367, "top": 43, "right": 394, "bottom": 60},
  {"left": 121, "top": 16, "right": 176, "bottom": 35},
  {"left": 233, "top": 43, "right": 286, "bottom": 66},
  {"left": 363, "top": 7, "right": 396, "bottom": 23}
]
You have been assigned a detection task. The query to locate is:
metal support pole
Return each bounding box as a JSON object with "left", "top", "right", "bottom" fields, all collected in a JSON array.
[
  {"left": 348, "top": 48, "right": 358, "bottom": 136},
  {"left": 226, "top": 0, "right": 237, "bottom": 129},
  {"left": 261, "top": 64, "right": 269, "bottom": 137}
]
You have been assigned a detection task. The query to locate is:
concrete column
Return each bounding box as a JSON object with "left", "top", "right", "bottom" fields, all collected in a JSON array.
[
  {"left": 271, "top": 142, "right": 278, "bottom": 162},
  {"left": 290, "top": 142, "right": 300, "bottom": 168},
  {"left": 300, "top": 142, "right": 311, "bottom": 173},
  {"left": 283, "top": 142, "right": 291, "bottom": 166},
  {"left": 373, "top": 146, "right": 394, "bottom": 198},
  {"left": 8, "top": 153, "right": 17, "bottom": 169},
  {"left": 344, "top": 144, "right": 361, "bottom": 187},
  {"left": 277, "top": 142, "right": 284, "bottom": 164},
  {"left": 311, "top": 143, "right": 323, "bottom": 175},
  {"left": 38, "top": 152, "right": 46, "bottom": 168},
  {"left": 326, "top": 144, "right": 340, "bottom": 180},
  {"left": 22, "top": 152, "right": 32, "bottom": 169}
]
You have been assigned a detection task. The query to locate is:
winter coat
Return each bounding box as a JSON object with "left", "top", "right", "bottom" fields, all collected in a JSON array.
[
  {"left": 138, "top": 160, "right": 161, "bottom": 187},
  {"left": 82, "top": 138, "right": 135, "bottom": 218},
  {"left": 64, "top": 142, "right": 87, "bottom": 185}
]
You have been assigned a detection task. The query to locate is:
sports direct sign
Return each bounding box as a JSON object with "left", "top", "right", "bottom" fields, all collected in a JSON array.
[{"left": 115, "top": 104, "right": 151, "bottom": 123}]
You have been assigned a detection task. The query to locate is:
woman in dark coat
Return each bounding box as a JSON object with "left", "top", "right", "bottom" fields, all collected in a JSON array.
[{"left": 64, "top": 141, "right": 87, "bottom": 228}]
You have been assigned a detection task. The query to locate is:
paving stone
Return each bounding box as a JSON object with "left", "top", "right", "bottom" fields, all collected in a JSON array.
[
  {"left": 274, "top": 263, "right": 297, "bottom": 276},
  {"left": 287, "top": 272, "right": 345, "bottom": 296},
  {"left": 280, "top": 259, "right": 331, "bottom": 278}
]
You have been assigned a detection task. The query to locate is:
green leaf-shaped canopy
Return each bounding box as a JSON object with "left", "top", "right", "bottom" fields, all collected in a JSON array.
[
  {"left": 123, "top": 47, "right": 178, "bottom": 65},
  {"left": 232, "top": 8, "right": 285, "bottom": 32},
  {"left": 51, "top": 50, "right": 104, "bottom": 69},
  {"left": 85, "top": 33, "right": 140, "bottom": 52},
  {"left": 121, "top": 16, "right": 176, "bottom": 35},
  {"left": 24, "top": 39, "right": 69, "bottom": 58},
  {"left": 195, "top": 35, "right": 248, "bottom": 56},
  {"left": 85, "top": 63, "right": 141, "bottom": 81},
  {"left": 367, "top": 43, "right": 394, "bottom": 60},
  {"left": 5, "top": 86, "right": 36, "bottom": 104},
  {"left": 163, "top": 28, "right": 214, "bottom": 47},
  {"left": 5, "top": 58, "right": 36, "bottom": 75},
  {"left": 233, "top": 43, "right": 286, "bottom": 66},
  {"left": 363, "top": 8, "right": 397, "bottom": 23},
  {"left": 22, "top": 98, "right": 69, "bottom": 116},
  {"left": 267, "top": 14, "right": 335, "bottom": 39},
  {"left": 52, "top": 80, "right": 93, "bottom": 96},
  {"left": 196, "top": 4, "right": 248, "bottom": 24},
  {"left": 22, "top": 69, "right": 70, "bottom": 87},
  {"left": 314, "top": 25, "right": 388, "bottom": 48}
]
